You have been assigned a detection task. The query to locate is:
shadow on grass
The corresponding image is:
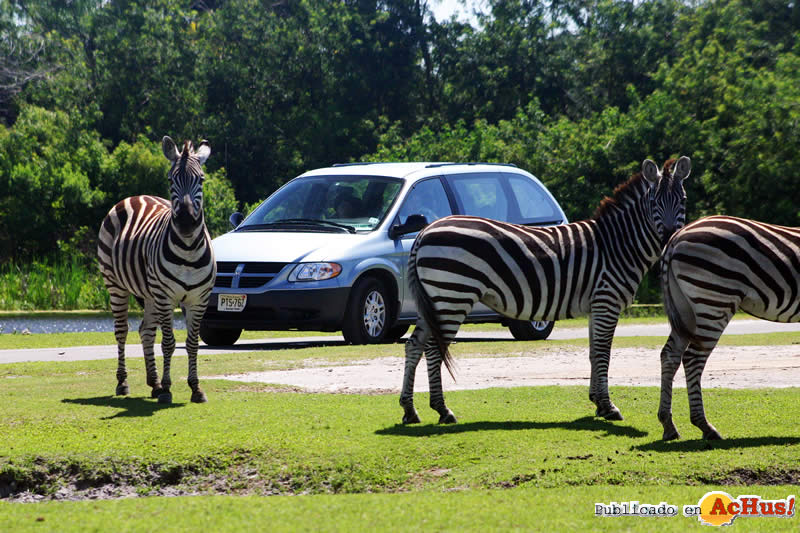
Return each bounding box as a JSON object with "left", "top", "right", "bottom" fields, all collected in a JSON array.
[
  {"left": 376, "top": 416, "right": 648, "bottom": 438},
  {"left": 636, "top": 435, "right": 800, "bottom": 453},
  {"left": 61, "top": 395, "right": 185, "bottom": 419},
  {"left": 197, "top": 335, "right": 525, "bottom": 353},
  {"left": 199, "top": 339, "right": 348, "bottom": 352}
]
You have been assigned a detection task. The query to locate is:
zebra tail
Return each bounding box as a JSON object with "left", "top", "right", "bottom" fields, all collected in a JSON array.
[
  {"left": 408, "top": 238, "right": 456, "bottom": 380},
  {"left": 660, "top": 246, "right": 696, "bottom": 343}
]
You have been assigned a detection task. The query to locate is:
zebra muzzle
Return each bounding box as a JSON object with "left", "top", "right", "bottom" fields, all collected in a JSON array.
[{"left": 183, "top": 194, "right": 197, "bottom": 219}]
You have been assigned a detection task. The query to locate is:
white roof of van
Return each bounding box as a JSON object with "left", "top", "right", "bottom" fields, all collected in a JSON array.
[{"left": 299, "top": 162, "right": 521, "bottom": 180}]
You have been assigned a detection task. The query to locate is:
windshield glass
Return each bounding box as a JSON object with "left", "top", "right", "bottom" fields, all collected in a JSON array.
[{"left": 241, "top": 175, "right": 404, "bottom": 232}]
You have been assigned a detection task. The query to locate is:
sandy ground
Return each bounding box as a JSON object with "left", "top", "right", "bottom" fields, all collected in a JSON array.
[{"left": 211, "top": 345, "right": 800, "bottom": 394}]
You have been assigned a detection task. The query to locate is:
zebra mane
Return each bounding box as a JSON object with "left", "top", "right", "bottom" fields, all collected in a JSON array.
[
  {"left": 180, "top": 141, "right": 192, "bottom": 161},
  {"left": 591, "top": 159, "right": 677, "bottom": 220}
]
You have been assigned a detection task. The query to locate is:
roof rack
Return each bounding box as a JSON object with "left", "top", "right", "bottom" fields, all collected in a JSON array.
[
  {"left": 330, "top": 161, "right": 519, "bottom": 169},
  {"left": 425, "top": 162, "right": 518, "bottom": 169},
  {"left": 331, "top": 162, "right": 391, "bottom": 167}
]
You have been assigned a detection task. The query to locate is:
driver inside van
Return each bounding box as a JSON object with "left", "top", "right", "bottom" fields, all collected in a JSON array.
[{"left": 334, "top": 189, "right": 361, "bottom": 218}]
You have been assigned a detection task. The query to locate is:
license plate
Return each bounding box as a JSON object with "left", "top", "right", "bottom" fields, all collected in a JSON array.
[{"left": 218, "top": 294, "right": 247, "bottom": 312}]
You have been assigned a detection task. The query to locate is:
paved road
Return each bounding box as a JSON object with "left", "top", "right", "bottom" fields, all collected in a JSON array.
[{"left": 2, "top": 319, "right": 800, "bottom": 365}]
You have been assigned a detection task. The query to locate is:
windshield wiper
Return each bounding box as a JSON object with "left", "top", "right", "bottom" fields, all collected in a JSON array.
[{"left": 240, "top": 218, "right": 356, "bottom": 234}]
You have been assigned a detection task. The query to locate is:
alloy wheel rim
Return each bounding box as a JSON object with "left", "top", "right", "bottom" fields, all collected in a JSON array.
[
  {"left": 363, "top": 290, "right": 386, "bottom": 337},
  {"left": 532, "top": 321, "right": 549, "bottom": 331}
]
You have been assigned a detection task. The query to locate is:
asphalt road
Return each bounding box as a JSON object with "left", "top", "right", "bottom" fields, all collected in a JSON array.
[{"left": 2, "top": 319, "right": 800, "bottom": 365}]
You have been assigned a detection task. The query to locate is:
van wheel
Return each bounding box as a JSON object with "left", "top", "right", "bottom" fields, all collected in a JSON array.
[
  {"left": 199, "top": 323, "right": 242, "bottom": 346},
  {"left": 342, "top": 277, "right": 391, "bottom": 344},
  {"left": 508, "top": 320, "right": 554, "bottom": 341}
]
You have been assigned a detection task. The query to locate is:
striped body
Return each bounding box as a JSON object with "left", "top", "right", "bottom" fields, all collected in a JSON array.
[
  {"left": 658, "top": 215, "right": 800, "bottom": 440},
  {"left": 97, "top": 137, "right": 215, "bottom": 403},
  {"left": 400, "top": 157, "right": 691, "bottom": 424}
]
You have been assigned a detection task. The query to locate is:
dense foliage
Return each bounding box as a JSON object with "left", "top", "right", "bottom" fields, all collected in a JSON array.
[{"left": 0, "top": 0, "right": 798, "bottom": 307}]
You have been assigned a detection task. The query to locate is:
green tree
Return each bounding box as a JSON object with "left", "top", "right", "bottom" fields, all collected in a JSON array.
[
  {"left": 0, "top": 105, "right": 107, "bottom": 260},
  {"left": 200, "top": 0, "right": 433, "bottom": 203},
  {"left": 203, "top": 168, "right": 238, "bottom": 238}
]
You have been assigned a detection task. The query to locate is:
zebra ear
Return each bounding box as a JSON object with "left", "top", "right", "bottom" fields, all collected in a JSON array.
[
  {"left": 162, "top": 136, "right": 180, "bottom": 162},
  {"left": 642, "top": 159, "right": 659, "bottom": 184},
  {"left": 673, "top": 156, "right": 691, "bottom": 181},
  {"left": 195, "top": 140, "right": 211, "bottom": 165}
]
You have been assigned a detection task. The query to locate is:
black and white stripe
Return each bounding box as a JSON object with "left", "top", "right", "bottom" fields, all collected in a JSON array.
[
  {"left": 658, "top": 215, "right": 800, "bottom": 440},
  {"left": 400, "top": 157, "right": 691, "bottom": 424},
  {"left": 97, "top": 136, "right": 216, "bottom": 403}
]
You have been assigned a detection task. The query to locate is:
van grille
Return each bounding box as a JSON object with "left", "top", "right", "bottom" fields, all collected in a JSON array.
[{"left": 214, "top": 262, "right": 288, "bottom": 289}]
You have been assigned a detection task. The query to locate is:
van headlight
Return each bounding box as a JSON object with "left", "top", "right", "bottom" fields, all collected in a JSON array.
[{"left": 291, "top": 262, "right": 342, "bottom": 281}]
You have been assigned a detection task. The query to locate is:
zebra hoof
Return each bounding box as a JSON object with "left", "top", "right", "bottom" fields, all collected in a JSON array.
[
  {"left": 703, "top": 428, "right": 723, "bottom": 440},
  {"left": 151, "top": 387, "right": 166, "bottom": 399},
  {"left": 403, "top": 413, "right": 421, "bottom": 424},
  {"left": 115, "top": 384, "right": 129, "bottom": 396},
  {"left": 662, "top": 429, "right": 681, "bottom": 441},
  {"left": 191, "top": 390, "right": 208, "bottom": 403},
  {"left": 438, "top": 411, "right": 457, "bottom": 424},
  {"left": 596, "top": 406, "right": 624, "bottom": 421},
  {"left": 157, "top": 391, "right": 173, "bottom": 404}
]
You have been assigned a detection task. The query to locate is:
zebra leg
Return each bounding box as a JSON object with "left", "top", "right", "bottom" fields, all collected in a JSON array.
[
  {"left": 658, "top": 331, "right": 689, "bottom": 441},
  {"left": 399, "top": 323, "right": 428, "bottom": 424},
  {"left": 155, "top": 301, "right": 176, "bottom": 404},
  {"left": 683, "top": 342, "right": 723, "bottom": 440},
  {"left": 587, "top": 307, "right": 623, "bottom": 420},
  {"left": 139, "top": 300, "right": 163, "bottom": 398},
  {"left": 108, "top": 288, "right": 130, "bottom": 396},
  {"left": 184, "top": 304, "right": 207, "bottom": 403},
  {"left": 425, "top": 339, "right": 457, "bottom": 424}
]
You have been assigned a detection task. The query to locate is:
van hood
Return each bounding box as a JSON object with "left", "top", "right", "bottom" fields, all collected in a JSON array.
[{"left": 212, "top": 230, "right": 374, "bottom": 263}]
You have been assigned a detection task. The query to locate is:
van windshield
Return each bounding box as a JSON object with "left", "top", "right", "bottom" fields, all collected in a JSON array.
[{"left": 240, "top": 175, "right": 403, "bottom": 232}]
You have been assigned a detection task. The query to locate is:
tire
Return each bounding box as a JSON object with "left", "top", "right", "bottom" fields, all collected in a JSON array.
[
  {"left": 508, "top": 320, "right": 555, "bottom": 341},
  {"left": 199, "top": 323, "right": 242, "bottom": 346},
  {"left": 342, "top": 277, "right": 392, "bottom": 344},
  {"left": 385, "top": 324, "right": 410, "bottom": 343}
]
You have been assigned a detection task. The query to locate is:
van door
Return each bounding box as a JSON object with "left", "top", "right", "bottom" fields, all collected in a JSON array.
[
  {"left": 443, "top": 172, "right": 511, "bottom": 316},
  {"left": 392, "top": 177, "right": 454, "bottom": 320}
]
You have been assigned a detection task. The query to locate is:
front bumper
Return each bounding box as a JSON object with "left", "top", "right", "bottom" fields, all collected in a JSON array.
[{"left": 202, "top": 287, "right": 351, "bottom": 332}]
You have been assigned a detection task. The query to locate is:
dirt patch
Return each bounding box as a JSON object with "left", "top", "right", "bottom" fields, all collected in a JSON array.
[
  {"left": 0, "top": 456, "right": 312, "bottom": 503},
  {"left": 210, "top": 346, "right": 800, "bottom": 394},
  {"left": 694, "top": 468, "right": 800, "bottom": 486}
]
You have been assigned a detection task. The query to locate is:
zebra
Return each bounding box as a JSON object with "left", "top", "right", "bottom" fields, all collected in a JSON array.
[
  {"left": 658, "top": 215, "right": 800, "bottom": 440},
  {"left": 400, "top": 156, "right": 691, "bottom": 424},
  {"left": 97, "top": 136, "right": 216, "bottom": 404}
]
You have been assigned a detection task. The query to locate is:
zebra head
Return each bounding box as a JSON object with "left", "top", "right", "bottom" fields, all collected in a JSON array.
[
  {"left": 162, "top": 136, "right": 211, "bottom": 236},
  {"left": 642, "top": 156, "right": 691, "bottom": 247}
]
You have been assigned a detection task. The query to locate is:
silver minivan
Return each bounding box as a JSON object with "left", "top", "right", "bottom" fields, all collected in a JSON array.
[{"left": 200, "top": 162, "right": 568, "bottom": 345}]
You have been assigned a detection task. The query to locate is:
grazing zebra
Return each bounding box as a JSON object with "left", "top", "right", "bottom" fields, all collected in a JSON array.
[
  {"left": 658, "top": 215, "right": 800, "bottom": 440},
  {"left": 97, "top": 136, "right": 216, "bottom": 404},
  {"left": 400, "top": 157, "right": 691, "bottom": 424}
]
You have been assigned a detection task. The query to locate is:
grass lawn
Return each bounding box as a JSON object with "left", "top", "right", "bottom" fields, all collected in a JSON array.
[
  {"left": 1, "top": 337, "right": 798, "bottom": 530},
  {"left": 2, "top": 486, "right": 798, "bottom": 532}
]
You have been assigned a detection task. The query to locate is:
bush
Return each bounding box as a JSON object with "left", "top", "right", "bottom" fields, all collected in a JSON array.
[{"left": 0, "top": 256, "right": 107, "bottom": 311}]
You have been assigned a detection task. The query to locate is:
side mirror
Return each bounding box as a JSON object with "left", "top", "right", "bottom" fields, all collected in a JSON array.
[
  {"left": 229, "top": 212, "right": 244, "bottom": 229},
  {"left": 389, "top": 214, "right": 428, "bottom": 239}
]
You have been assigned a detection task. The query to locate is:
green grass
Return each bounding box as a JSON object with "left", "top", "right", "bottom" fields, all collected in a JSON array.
[
  {"left": 1, "top": 333, "right": 798, "bottom": 530},
  {"left": 2, "top": 486, "right": 798, "bottom": 532},
  {"left": 2, "top": 350, "right": 799, "bottom": 483}
]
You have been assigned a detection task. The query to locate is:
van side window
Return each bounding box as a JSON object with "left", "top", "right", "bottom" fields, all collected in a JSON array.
[
  {"left": 398, "top": 178, "right": 452, "bottom": 224},
  {"left": 447, "top": 173, "right": 509, "bottom": 221},
  {"left": 507, "top": 174, "right": 560, "bottom": 223}
]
